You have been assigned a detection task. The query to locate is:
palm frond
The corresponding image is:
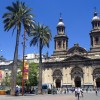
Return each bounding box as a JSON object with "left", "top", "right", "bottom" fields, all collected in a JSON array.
[
  {"left": 12, "top": 2, "right": 18, "bottom": 10},
  {"left": 30, "top": 37, "right": 38, "bottom": 46},
  {"left": 3, "top": 18, "right": 10, "bottom": 23},
  {"left": 2, "top": 13, "right": 12, "bottom": 18},
  {"left": 12, "top": 25, "right": 17, "bottom": 36},
  {"left": 6, "top": 6, "right": 16, "bottom": 13}
]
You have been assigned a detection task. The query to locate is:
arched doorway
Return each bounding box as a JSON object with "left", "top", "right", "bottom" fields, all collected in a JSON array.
[
  {"left": 53, "top": 69, "right": 62, "bottom": 88},
  {"left": 56, "top": 79, "right": 61, "bottom": 88},
  {"left": 74, "top": 76, "right": 81, "bottom": 87},
  {"left": 93, "top": 68, "right": 100, "bottom": 88},
  {"left": 96, "top": 78, "right": 100, "bottom": 88},
  {"left": 71, "top": 67, "right": 83, "bottom": 87}
]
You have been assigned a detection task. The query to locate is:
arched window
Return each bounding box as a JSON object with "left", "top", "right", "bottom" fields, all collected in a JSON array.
[
  {"left": 71, "top": 67, "right": 83, "bottom": 79},
  {"left": 53, "top": 70, "right": 62, "bottom": 79},
  {"left": 58, "top": 41, "right": 61, "bottom": 48},
  {"left": 93, "top": 68, "right": 100, "bottom": 78},
  {"left": 63, "top": 40, "right": 65, "bottom": 48},
  {"left": 95, "top": 37, "right": 99, "bottom": 45}
]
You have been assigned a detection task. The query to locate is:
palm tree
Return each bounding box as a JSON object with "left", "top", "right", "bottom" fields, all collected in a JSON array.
[
  {"left": 2, "top": 1, "right": 35, "bottom": 95},
  {"left": 30, "top": 23, "right": 52, "bottom": 94}
]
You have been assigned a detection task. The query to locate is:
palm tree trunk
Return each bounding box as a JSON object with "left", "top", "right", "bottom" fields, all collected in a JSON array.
[
  {"left": 22, "top": 30, "right": 26, "bottom": 96},
  {"left": 10, "top": 29, "right": 20, "bottom": 96},
  {"left": 38, "top": 39, "right": 42, "bottom": 94}
]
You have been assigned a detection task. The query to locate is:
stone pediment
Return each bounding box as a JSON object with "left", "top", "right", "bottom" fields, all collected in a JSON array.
[
  {"left": 63, "top": 54, "right": 90, "bottom": 61},
  {"left": 67, "top": 44, "right": 87, "bottom": 55}
]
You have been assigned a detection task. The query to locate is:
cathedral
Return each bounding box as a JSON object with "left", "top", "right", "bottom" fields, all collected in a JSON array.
[{"left": 42, "top": 11, "right": 100, "bottom": 89}]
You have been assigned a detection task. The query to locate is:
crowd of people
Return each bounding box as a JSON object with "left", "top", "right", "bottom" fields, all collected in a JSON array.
[
  {"left": 14, "top": 84, "right": 100, "bottom": 98},
  {"left": 15, "top": 85, "right": 35, "bottom": 96}
]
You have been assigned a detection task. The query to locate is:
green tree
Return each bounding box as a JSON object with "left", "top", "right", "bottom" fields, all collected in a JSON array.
[
  {"left": 30, "top": 23, "right": 52, "bottom": 94},
  {"left": 2, "top": 1, "right": 35, "bottom": 95},
  {"left": 16, "top": 70, "right": 22, "bottom": 85},
  {"left": 16, "top": 62, "right": 38, "bottom": 88},
  {"left": 25, "top": 62, "right": 38, "bottom": 89},
  {"left": 1, "top": 73, "right": 11, "bottom": 88}
]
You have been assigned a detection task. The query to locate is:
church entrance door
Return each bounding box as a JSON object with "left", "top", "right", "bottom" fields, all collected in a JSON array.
[
  {"left": 74, "top": 76, "right": 81, "bottom": 87},
  {"left": 56, "top": 79, "right": 61, "bottom": 88},
  {"left": 96, "top": 78, "right": 100, "bottom": 87}
]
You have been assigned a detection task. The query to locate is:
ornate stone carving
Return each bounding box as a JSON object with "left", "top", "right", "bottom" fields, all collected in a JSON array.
[{"left": 53, "top": 69, "right": 62, "bottom": 80}]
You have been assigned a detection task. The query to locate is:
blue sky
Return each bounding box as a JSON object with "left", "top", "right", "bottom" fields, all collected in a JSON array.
[{"left": 0, "top": 0, "right": 100, "bottom": 60}]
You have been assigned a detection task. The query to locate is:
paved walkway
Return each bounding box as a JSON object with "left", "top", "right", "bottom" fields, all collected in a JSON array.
[
  {"left": 0, "top": 94, "right": 75, "bottom": 100},
  {"left": 0, "top": 92, "right": 100, "bottom": 100},
  {"left": 79, "top": 92, "right": 100, "bottom": 100}
]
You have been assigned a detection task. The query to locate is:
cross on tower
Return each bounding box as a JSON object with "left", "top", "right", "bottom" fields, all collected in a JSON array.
[{"left": 60, "top": 12, "right": 62, "bottom": 18}]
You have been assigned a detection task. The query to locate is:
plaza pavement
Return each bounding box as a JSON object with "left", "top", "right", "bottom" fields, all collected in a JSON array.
[
  {"left": 0, "top": 94, "right": 75, "bottom": 100},
  {"left": 79, "top": 92, "right": 100, "bottom": 100},
  {"left": 0, "top": 92, "right": 100, "bottom": 100}
]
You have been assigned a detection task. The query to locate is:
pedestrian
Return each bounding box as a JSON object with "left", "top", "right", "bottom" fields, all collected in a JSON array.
[
  {"left": 77, "top": 87, "right": 81, "bottom": 100},
  {"left": 15, "top": 85, "right": 19, "bottom": 96},
  {"left": 80, "top": 88, "right": 83, "bottom": 97},
  {"left": 95, "top": 89, "right": 98, "bottom": 96},
  {"left": 67, "top": 88, "right": 69, "bottom": 94},
  {"left": 86, "top": 88, "right": 88, "bottom": 92},
  {"left": 75, "top": 88, "right": 77, "bottom": 97},
  {"left": 64, "top": 88, "right": 66, "bottom": 94}
]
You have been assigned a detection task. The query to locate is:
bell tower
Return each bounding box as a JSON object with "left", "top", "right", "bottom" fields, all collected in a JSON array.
[
  {"left": 52, "top": 15, "right": 68, "bottom": 57},
  {"left": 90, "top": 10, "right": 100, "bottom": 52}
]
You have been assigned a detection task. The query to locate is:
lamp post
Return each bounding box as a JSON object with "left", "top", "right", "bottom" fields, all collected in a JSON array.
[{"left": 22, "top": 30, "right": 26, "bottom": 96}]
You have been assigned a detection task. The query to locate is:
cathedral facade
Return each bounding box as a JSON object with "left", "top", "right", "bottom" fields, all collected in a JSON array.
[{"left": 42, "top": 11, "right": 100, "bottom": 89}]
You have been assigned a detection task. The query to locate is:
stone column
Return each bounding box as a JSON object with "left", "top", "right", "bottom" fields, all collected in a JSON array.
[
  {"left": 93, "top": 79, "right": 95, "bottom": 88},
  {"left": 83, "top": 66, "right": 89, "bottom": 84},
  {"left": 61, "top": 40, "right": 62, "bottom": 49},
  {"left": 55, "top": 40, "right": 56, "bottom": 50},
  {"left": 72, "top": 78, "right": 74, "bottom": 87},
  {"left": 89, "top": 66, "right": 94, "bottom": 85},
  {"left": 81, "top": 77, "right": 84, "bottom": 87},
  {"left": 67, "top": 67, "right": 71, "bottom": 85},
  {"left": 56, "top": 41, "right": 57, "bottom": 50},
  {"left": 62, "top": 67, "right": 66, "bottom": 84},
  {"left": 61, "top": 79, "right": 62, "bottom": 87},
  {"left": 94, "top": 79, "right": 96, "bottom": 88},
  {"left": 53, "top": 79, "right": 56, "bottom": 87}
]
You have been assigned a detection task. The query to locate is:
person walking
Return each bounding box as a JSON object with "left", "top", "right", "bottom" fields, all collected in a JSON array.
[
  {"left": 95, "top": 88, "right": 98, "bottom": 96},
  {"left": 67, "top": 88, "right": 69, "bottom": 94},
  {"left": 75, "top": 88, "right": 77, "bottom": 97},
  {"left": 77, "top": 87, "right": 81, "bottom": 100},
  {"left": 80, "top": 88, "right": 83, "bottom": 97}
]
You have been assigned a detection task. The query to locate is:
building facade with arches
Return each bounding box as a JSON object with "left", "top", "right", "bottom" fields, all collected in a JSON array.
[{"left": 42, "top": 11, "right": 100, "bottom": 89}]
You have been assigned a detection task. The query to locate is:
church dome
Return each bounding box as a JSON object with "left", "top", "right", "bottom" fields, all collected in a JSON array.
[
  {"left": 92, "top": 11, "right": 100, "bottom": 22},
  {"left": 57, "top": 17, "right": 65, "bottom": 27},
  {"left": 92, "top": 16, "right": 100, "bottom": 21}
]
